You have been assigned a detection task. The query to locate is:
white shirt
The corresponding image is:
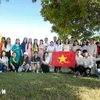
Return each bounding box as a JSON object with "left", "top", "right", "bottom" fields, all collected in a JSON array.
[
  {"left": 55, "top": 44, "right": 63, "bottom": 52},
  {"left": 76, "top": 55, "right": 83, "bottom": 65},
  {"left": 63, "top": 44, "right": 71, "bottom": 51},
  {"left": 82, "top": 56, "right": 94, "bottom": 68},
  {"left": 82, "top": 45, "right": 88, "bottom": 51},
  {"left": 2, "top": 44, "right": 12, "bottom": 52},
  {"left": 72, "top": 46, "right": 82, "bottom": 51},
  {"left": 47, "top": 46, "right": 55, "bottom": 54},
  {"left": 45, "top": 56, "right": 50, "bottom": 64},
  {"left": 87, "top": 44, "right": 97, "bottom": 56},
  {"left": 0, "top": 57, "right": 8, "bottom": 64}
]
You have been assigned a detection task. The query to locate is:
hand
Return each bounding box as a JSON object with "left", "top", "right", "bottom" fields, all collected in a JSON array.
[
  {"left": 84, "top": 65, "right": 87, "bottom": 68},
  {"left": 0, "top": 60, "right": 2, "bottom": 63},
  {"left": 80, "top": 62, "right": 83, "bottom": 66}
]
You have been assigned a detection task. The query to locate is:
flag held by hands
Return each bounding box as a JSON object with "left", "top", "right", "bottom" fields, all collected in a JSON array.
[{"left": 51, "top": 52, "right": 76, "bottom": 68}]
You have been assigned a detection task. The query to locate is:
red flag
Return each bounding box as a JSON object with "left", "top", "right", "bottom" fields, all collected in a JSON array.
[{"left": 51, "top": 52, "right": 76, "bottom": 68}]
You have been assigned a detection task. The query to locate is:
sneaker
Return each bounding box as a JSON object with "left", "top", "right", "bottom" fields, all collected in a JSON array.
[
  {"left": 41, "top": 71, "right": 43, "bottom": 73},
  {"left": 98, "top": 76, "right": 100, "bottom": 79},
  {"left": 75, "top": 71, "right": 81, "bottom": 76},
  {"left": 36, "top": 70, "right": 39, "bottom": 73},
  {"left": 0, "top": 71, "right": 2, "bottom": 73}
]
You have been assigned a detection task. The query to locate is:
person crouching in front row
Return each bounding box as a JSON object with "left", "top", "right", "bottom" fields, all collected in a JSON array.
[
  {"left": 29, "top": 51, "right": 41, "bottom": 73},
  {"left": 76, "top": 50, "right": 94, "bottom": 76},
  {"left": 18, "top": 52, "right": 29, "bottom": 72},
  {"left": 0, "top": 51, "right": 8, "bottom": 72},
  {"left": 41, "top": 52, "right": 51, "bottom": 73},
  {"left": 9, "top": 52, "right": 19, "bottom": 72}
]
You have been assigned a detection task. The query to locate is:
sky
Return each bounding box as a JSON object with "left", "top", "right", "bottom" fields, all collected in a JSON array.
[{"left": 0, "top": 0, "right": 57, "bottom": 43}]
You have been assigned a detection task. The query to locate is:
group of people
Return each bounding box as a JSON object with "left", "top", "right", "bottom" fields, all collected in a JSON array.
[{"left": 0, "top": 36, "right": 100, "bottom": 78}]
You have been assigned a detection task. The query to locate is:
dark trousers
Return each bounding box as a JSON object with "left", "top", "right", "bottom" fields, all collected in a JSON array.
[
  {"left": 10, "top": 62, "right": 19, "bottom": 72},
  {"left": 6, "top": 51, "right": 11, "bottom": 60},
  {"left": 41, "top": 64, "right": 49, "bottom": 73},
  {"left": 76, "top": 65, "right": 91, "bottom": 75},
  {"left": 96, "top": 61, "right": 100, "bottom": 68},
  {"left": 54, "top": 66, "right": 61, "bottom": 72}
]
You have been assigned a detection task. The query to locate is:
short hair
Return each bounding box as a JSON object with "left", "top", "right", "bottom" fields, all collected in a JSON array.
[
  {"left": 76, "top": 49, "right": 81, "bottom": 51},
  {"left": 34, "top": 51, "right": 38, "bottom": 54},
  {"left": 83, "top": 50, "right": 88, "bottom": 53}
]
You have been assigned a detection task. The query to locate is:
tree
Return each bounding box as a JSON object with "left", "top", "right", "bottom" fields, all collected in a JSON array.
[
  {"left": 2, "top": 0, "right": 100, "bottom": 40},
  {"left": 34, "top": 0, "right": 100, "bottom": 40}
]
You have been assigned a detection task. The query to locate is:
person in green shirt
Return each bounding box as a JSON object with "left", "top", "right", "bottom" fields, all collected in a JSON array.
[{"left": 10, "top": 52, "right": 19, "bottom": 72}]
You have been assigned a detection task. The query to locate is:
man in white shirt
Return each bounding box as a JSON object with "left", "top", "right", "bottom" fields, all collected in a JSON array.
[
  {"left": 87, "top": 38, "right": 97, "bottom": 57},
  {"left": 44, "top": 37, "right": 49, "bottom": 51},
  {"left": 82, "top": 50, "right": 94, "bottom": 76},
  {"left": 71, "top": 49, "right": 83, "bottom": 75},
  {"left": 53, "top": 36, "right": 57, "bottom": 48}
]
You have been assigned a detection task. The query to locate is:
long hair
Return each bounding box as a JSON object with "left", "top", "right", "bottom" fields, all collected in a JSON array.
[
  {"left": 23, "top": 37, "right": 27, "bottom": 44},
  {"left": 56, "top": 39, "right": 61, "bottom": 45},
  {"left": 27, "top": 42, "right": 29, "bottom": 49},
  {"left": 15, "top": 38, "right": 20, "bottom": 45},
  {"left": 4, "top": 40, "right": 7, "bottom": 48},
  {"left": 33, "top": 39, "right": 38, "bottom": 47},
  {"left": 43, "top": 52, "right": 48, "bottom": 61},
  {"left": 1, "top": 50, "right": 7, "bottom": 58}
]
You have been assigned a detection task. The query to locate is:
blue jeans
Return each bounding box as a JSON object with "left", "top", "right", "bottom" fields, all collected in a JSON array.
[
  {"left": 0, "top": 63, "right": 2, "bottom": 71},
  {"left": 97, "top": 69, "right": 100, "bottom": 76},
  {"left": 0, "top": 63, "right": 7, "bottom": 71}
]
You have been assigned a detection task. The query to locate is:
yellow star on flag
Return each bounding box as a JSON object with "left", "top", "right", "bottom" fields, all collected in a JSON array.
[{"left": 59, "top": 54, "right": 67, "bottom": 63}]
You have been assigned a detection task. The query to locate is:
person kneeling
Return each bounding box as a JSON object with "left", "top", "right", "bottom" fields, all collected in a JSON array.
[
  {"left": 18, "top": 52, "right": 29, "bottom": 72},
  {"left": 41, "top": 52, "right": 50, "bottom": 73},
  {"left": 30, "top": 51, "right": 41, "bottom": 73}
]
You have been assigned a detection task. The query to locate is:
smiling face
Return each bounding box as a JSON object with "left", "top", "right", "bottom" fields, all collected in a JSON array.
[
  {"left": 50, "top": 41, "right": 54, "bottom": 46},
  {"left": 23, "top": 38, "right": 27, "bottom": 43},
  {"left": 2, "top": 51, "right": 6, "bottom": 57},
  {"left": 16, "top": 39, "right": 20, "bottom": 44},
  {"left": 40, "top": 40, "right": 43, "bottom": 44},
  {"left": 12, "top": 52, "right": 17, "bottom": 58},
  {"left": 7, "top": 38, "right": 11, "bottom": 43},
  {"left": 45, "top": 52, "right": 48, "bottom": 57}
]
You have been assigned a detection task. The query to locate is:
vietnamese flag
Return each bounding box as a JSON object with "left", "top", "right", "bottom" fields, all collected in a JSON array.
[{"left": 51, "top": 52, "right": 76, "bottom": 68}]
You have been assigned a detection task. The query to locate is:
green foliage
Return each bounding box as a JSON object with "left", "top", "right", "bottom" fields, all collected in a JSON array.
[
  {"left": 1, "top": 0, "right": 100, "bottom": 40},
  {"left": 40, "top": 0, "right": 100, "bottom": 40}
]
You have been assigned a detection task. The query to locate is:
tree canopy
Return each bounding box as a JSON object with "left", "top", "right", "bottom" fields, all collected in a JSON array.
[
  {"left": 2, "top": 0, "right": 100, "bottom": 40},
  {"left": 33, "top": 0, "right": 100, "bottom": 40}
]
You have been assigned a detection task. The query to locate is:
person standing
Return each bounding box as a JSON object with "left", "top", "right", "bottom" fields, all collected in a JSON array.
[
  {"left": 12, "top": 38, "right": 21, "bottom": 60},
  {"left": 87, "top": 38, "right": 97, "bottom": 57},
  {"left": 72, "top": 40, "right": 82, "bottom": 52},
  {"left": 32, "top": 39, "right": 38, "bottom": 56},
  {"left": 38, "top": 39, "right": 45, "bottom": 59},
  {"left": 2, "top": 37, "right": 12, "bottom": 60},
  {"left": 54, "top": 39, "right": 63, "bottom": 72},
  {"left": 47, "top": 41, "right": 55, "bottom": 72},
  {"left": 87, "top": 38, "right": 97, "bottom": 74},
  {"left": 63, "top": 38, "right": 71, "bottom": 51},
  {"left": 20, "top": 37, "right": 27, "bottom": 56},
  {"left": 25, "top": 38, "right": 32, "bottom": 62},
  {"left": 44, "top": 37, "right": 49, "bottom": 51},
  {"left": 0, "top": 37, "right": 6, "bottom": 55}
]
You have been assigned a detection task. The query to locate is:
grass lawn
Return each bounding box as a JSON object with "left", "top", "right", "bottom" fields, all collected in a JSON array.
[{"left": 0, "top": 72, "right": 100, "bottom": 100}]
